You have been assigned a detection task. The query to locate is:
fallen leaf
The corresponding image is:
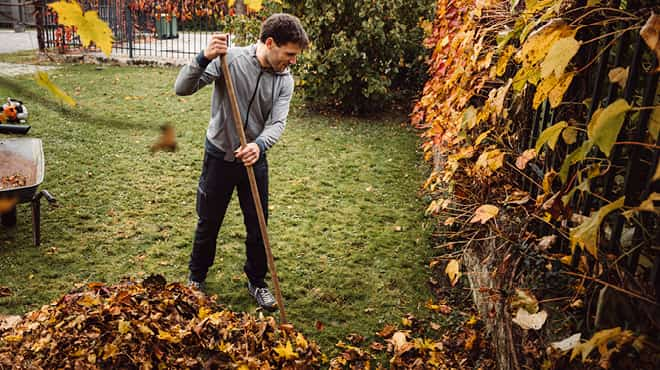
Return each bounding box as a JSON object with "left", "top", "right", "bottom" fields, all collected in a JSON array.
[
  {"left": 391, "top": 331, "right": 408, "bottom": 352},
  {"left": 551, "top": 333, "right": 581, "bottom": 352},
  {"left": 537, "top": 235, "right": 557, "bottom": 250},
  {"left": 511, "top": 289, "right": 540, "bottom": 313},
  {"left": 512, "top": 307, "right": 547, "bottom": 330},
  {"left": 470, "top": 204, "right": 499, "bottom": 224},
  {"left": 570, "top": 327, "right": 634, "bottom": 362},
  {"left": 445, "top": 259, "right": 462, "bottom": 286},
  {"left": 562, "top": 126, "right": 578, "bottom": 145}
]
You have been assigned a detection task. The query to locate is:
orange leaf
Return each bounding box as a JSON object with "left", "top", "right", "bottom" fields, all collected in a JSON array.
[{"left": 470, "top": 204, "right": 499, "bottom": 224}]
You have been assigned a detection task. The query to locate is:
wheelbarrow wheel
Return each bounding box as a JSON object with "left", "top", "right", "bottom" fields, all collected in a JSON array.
[{"left": 1, "top": 206, "right": 17, "bottom": 227}]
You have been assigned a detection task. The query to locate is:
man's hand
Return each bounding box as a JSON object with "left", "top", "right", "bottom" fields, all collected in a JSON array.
[
  {"left": 204, "top": 33, "right": 228, "bottom": 60},
  {"left": 235, "top": 143, "right": 260, "bottom": 166}
]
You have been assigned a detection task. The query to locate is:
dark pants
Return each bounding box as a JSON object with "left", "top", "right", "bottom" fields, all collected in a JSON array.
[{"left": 189, "top": 151, "right": 269, "bottom": 288}]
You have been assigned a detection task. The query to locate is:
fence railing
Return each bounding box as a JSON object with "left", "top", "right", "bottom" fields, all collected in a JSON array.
[
  {"left": 515, "top": 6, "right": 659, "bottom": 301},
  {"left": 35, "top": 0, "right": 234, "bottom": 62}
]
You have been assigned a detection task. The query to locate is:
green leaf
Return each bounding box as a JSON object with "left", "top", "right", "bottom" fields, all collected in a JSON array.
[
  {"left": 559, "top": 140, "right": 593, "bottom": 183},
  {"left": 570, "top": 196, "right": 625, "bottom": 257},
  {"left": 535, "top": 120, "right": 567, "bottom": 152},
  {"left": 587, "top": 99, "right": 631, "bottom": 157},
  {"left": 541, "top": 36, "right": 580, "bottom": 78}
]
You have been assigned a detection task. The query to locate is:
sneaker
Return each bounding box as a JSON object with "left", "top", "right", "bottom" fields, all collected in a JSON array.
[
  {"left": 247, "top": 281, "right": 278, "bottom": 311},
  {"left": 187, "top": 279, "right": 206, "bottom": 293}
]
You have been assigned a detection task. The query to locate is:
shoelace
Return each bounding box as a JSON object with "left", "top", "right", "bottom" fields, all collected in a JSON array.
[{"left": 255, "top": 288, "right": 275, "bottom": 304}]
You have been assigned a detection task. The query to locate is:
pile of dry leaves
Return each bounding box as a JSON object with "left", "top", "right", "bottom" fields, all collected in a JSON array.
[{"left": 0, "top": 275, "right": 323, "bottom": 369}]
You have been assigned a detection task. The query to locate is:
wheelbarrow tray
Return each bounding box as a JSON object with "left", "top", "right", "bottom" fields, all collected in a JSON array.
[{"left": 0, "top": 138, "right": 44, "bottom": 203}]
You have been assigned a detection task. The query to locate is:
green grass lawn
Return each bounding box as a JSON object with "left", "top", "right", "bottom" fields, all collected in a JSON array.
[{"left": 0, "top": 61, "right": 434, "bottom": 354}]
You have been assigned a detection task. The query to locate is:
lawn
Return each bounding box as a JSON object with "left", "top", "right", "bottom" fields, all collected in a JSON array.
[{"left": 0, "top": 59, "right": 434, "bottom": 354}]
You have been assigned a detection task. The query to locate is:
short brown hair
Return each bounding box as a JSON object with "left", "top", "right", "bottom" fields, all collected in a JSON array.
[{"left": 260, "top": 13, "right": 309, "bottom": 50}]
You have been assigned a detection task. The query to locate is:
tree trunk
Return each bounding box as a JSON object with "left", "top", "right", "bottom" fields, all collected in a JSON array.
[{"left": 463, "top": 242, "right": 519, "bottom": 370}]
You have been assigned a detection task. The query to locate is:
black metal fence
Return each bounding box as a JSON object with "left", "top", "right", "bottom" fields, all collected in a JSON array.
[
  {"left": 513, "top": 6, "right": 659, "bottom": 298},
  {"left": 35, "top": 0, "right": 242, "bottom": 61}
]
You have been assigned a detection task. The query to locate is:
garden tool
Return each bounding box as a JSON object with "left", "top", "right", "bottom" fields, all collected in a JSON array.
[
  {"left": 220, "top": 55, "right": 287, "bottom": 324},
  {"left": 0, "top": 98, "right": 31, "bottom": 134}
]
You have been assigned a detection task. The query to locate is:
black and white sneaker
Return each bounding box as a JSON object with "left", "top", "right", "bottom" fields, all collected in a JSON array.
[
  {"left": 247, "top": 281, "right": 277, "bottom": 311},
  {"left": 187, "top": 279, "right": 206, "bottom": 293}
]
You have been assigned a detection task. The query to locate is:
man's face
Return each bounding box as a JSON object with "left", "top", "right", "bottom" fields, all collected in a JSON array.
[{"left": 265, "top": 38, "right": 302, "bottom": 72}]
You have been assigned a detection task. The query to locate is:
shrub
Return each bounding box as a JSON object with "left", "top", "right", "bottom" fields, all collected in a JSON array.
[{"left": 287, "top": 0, "right": 435, "bottom": 114}]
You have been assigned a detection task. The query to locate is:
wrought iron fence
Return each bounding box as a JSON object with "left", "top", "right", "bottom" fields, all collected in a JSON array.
[
  {"left": 35, "top": 0, "right": 237, "bottom": 62},
  {"left": 514, "top": 6, "right": 658, "bottom": 298}
]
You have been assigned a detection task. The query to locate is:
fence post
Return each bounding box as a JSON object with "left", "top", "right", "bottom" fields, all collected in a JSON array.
[
  {"left": 126, "top": 2, "right": 133, "bottom": 59},
  {"left": 35, "top": 0, "right": 46, "bottom": 51}
]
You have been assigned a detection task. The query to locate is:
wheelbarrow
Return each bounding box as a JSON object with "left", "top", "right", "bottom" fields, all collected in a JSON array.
[{"left": 0, "top": 138, "right": 55, "bottom": 246}]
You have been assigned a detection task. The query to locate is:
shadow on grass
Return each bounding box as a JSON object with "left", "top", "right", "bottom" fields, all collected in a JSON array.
[{"left": 0, "top": 76, "right": 151, "bottom": 131}]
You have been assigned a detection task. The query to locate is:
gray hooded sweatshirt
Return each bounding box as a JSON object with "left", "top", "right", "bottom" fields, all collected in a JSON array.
[{"left": 174, "top": 44, "right": 294, "bottom": 161}]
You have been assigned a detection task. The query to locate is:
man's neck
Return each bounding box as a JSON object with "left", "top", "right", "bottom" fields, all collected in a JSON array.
[{"left": 256, "top": 41, "right": 270, "bottom": 69}]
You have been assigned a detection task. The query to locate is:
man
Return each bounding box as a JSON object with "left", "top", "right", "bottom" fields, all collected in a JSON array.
[{"left": 174, "top": 13, "right": 308, "bottom": 311}]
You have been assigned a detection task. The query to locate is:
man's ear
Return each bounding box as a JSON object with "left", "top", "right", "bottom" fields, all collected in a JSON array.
[{"left": 265, "top": 37, "right": 275, "bottom": 49}]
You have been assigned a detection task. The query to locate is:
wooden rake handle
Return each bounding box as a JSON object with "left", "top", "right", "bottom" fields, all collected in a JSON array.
[{"left": 219, "top": 54, "right": 287, "bottom": 324}]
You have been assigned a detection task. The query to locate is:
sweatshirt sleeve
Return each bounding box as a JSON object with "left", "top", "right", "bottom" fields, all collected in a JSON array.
[
  {"left": 255, "top": 76, "right": 294, "bottom": 152},
  {"left": 174, "top": 50, "right": 222, "bottom": 96}
]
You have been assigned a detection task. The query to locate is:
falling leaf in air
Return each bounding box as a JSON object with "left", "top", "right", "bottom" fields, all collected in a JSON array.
[
  {"left": 48, "top": 0, "right": 113, "bottom": 56},
  {"left": 470, "top": 204, "right": 499, "bottom": 224},
  {"left": 34, "top": 71, "right": 76, "bottom": 107}
]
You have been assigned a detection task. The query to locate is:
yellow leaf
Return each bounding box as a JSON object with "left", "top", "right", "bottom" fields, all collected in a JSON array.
[
  {"left": 512, "top": 65, "right": 541, "bottom": 92},
  {"left": 516, "top": 19, "right": 575, "bottom": 67},
  {"left": 476, "top": 149, "right": 504, "bottom": 174},
  {"left": 559, "top": 140, "right": 593, "bottom": 183},
  {"left": 34, "top": 71, "right": 76, "bottom": 107},
  {"left": 445, "top": 259, "right": 461, "bottom": 286},
  {"left": 653, "top": 161, "right": 660, "bottom": 182},
  {"left": 511, "top": 289, "right": 539, "bottom": 314},
  {"left": 102, "top": 343, "right": 118, "bottom": 360},
  {"left": 608, "top": 67, "right": 628, "bottom": 89},
  {"left": 570, "top": 196, "right": 625, "bottom": 257},
  {"left": 515, "top": 149, "right": 536, "bottom": 170},
  {"left": 541, "top": 36, "right": 580, "bottom": 78},
  {"left": 470, "top": 204, "right": 499, "bottom": 224},
  {"left": 548, "top": 72, "right": 575, "bottom": 108},
  {"left": 562, "top": 126, "right": 578, "bottom": 145},
  {"left": 48, "top": 1, "right": 113, "bottom": 56},
  {"left": 475, "top": 129, "right": 492, "bottom": 146},
  {"left": 535, "top": 120, "right": 567, "bottom": 152},
  {"left": 117, "top": 319, "right": 131, "bottom": 334},
  {"left": 492, "top": 79, "right": 512, "bottom": 116},
  {"left": 638, "top": 192, "right": 660, "bottom": 213},
  {"left": 649, "top": 107, "right": 659, "bottom": 141},
  {"left": 138, "top": 324, "right": 154, "bottom": 336},
  {"left": 533, "top": 73, "right": 557, "bottom": 109},
  {"left": 570, "top": 327, "right": 633, "bottom": 362},
  {"left": 77, "top": 294, "right": 101, "bottom": 307},
  {"left": 496, "top": 45, "right": 516, "bottom": 77},
  {"left": 640, "top": 14, "right": 660, "bottom": 70},
  {"left": 198, "top": 306, "right": 212, "bottom": 319},
  {"left": 587, "top": 99, "right": 631, "bottom": 157},
  {"left": 157, "top": 329, "right": 181, "bottom": 343},
  {"left": 229, "top": 0, "right": 263, "bottom": 12},
  {"left": 295, "top": 332, "right": 308, "bottom": 350},
  {"left": 274, "top": 340, "right": 299, "bottom": 360}
]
